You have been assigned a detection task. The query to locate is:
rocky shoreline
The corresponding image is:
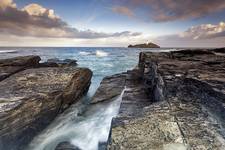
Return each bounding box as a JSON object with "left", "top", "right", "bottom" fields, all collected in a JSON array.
[
  {"left": 76, "top": 48, "right": 225, "bottom": 150},
  {"left": 106, "top": 48, "right": 225, "bottom": 150},
  {"left": 1, "top": 48, "right": 225, "bottom": 150},
  {"left": 0, "top": 56, "right": 92, "bottom": 150}
]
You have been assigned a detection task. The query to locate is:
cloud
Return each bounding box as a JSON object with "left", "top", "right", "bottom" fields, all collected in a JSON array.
[
  {"left": 0, "top": 0, "right": 141, "bottom": 39},
  {"left": 22, "top": 3, "right": 58, "bottom": 19},
  {"left": 154, "top": 21, "right": 225, "bottom": 47},
  {"left": 112, "top": 6, "right": 134, "bottom": 17},
  {"left": 112, "top": 0, "right": 225, "bottom": 22},
  {"left": 0, "top": 0, "right": 16, "bottom": 9},
  {"left": 179, "top": 22, "right": 225, "bottom": 39}
]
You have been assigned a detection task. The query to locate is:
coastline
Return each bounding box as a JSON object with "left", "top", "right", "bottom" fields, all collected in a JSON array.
[{"left": 0, "top": 48, "right": 225, "bottom": 150}]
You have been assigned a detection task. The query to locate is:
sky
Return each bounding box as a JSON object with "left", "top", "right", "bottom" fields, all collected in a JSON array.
[{"left": 0, "top": 0, "right": 225, "bottom": 47}]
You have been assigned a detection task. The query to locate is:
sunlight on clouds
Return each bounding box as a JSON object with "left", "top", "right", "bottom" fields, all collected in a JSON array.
[
  {"left": 179, "top": 21, "right": 225, "bottom": 39},
  {"left": 23, "top": 3, "right": 58, "bottom": 19},
  {"left": 0, "top": 0, "right": 16, "bottom": 9}
]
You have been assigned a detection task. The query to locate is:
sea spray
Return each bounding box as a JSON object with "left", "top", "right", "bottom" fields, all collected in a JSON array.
[
  {"left": 96, "top": 50, "right": 108, "bottom": 57},
  {"left": 27, "top": 88, "right": 126, "bottom": 150},
  {"left": 79, "top": 51, "right": 91, "bottom": 56},
  {"left": 0, "top": 50, "right": 18, "bottom": 53},
  {"left": 70, "top": 88, "right": 126, "bottom": 150}
]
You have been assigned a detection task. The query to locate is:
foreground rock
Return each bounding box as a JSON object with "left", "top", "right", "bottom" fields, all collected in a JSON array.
[
  {"left": 0, "top": 64, "right": 92, "bottom": 149},
  {"left": 106, "top": 49, "right": 225, "bottom": 150},
  {"left": 128, "top": 42, "right": 160, "bottom": 48},
  {"left": 55, "top": 141, "right": 81, "bottom": 150},
  {"left": 0, "top": 55, "right": 41, "bottom": 81}
]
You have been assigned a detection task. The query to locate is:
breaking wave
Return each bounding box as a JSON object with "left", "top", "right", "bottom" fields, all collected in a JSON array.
[
  {"left": 79, "top": 51, "right": 91, "bottom": 56},
  {"left": 95, "top": 50, "right": 108, "bottom": 57},
  {"left": 0, "top": 50, "right": 18, "bottom": 53}
]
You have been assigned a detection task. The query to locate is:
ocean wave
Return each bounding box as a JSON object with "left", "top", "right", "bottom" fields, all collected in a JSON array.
[
  {"left": 79, "top": 51, "right": 91, "bottom": 55},
  {"left": 0, "top": 50, "right": 18, "bottom": 54},
  {"left": 95, "top": 50, "right": 108, "bottom": 57}
]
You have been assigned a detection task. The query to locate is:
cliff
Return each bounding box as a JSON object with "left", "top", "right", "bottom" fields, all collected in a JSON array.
[{"left": 128, "top": 42, "right": 160, "bottom": 48}]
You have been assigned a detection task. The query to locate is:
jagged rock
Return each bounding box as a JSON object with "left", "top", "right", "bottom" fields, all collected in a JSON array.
[
  {"left": 55, "top": 141, "right": 81, "bottom": 150},
  {"left": 47, "top": 58, "right": 77, "bottom": 67},
  {"left": 0, "top": 55, "right": 41, "bottom": 81},
  {"left": 0, "top": 67, "right": 92, "bottom": 150},
  {"left": 91, "top": 73, "right": 126, "bottom": 104},
  {"left": 108, "top": 49, "right": 225, "bottom": 150}
]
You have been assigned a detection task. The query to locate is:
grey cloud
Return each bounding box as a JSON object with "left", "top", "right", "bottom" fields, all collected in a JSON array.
[
  {"left": 154, "top": 22, "right": 225, "bottom": 47},
  {"left": 112, "top": 0, "right": 225, "bottom": 22},
  {"left": 0, "top": 1, "right": 141, "bottom": 39}
]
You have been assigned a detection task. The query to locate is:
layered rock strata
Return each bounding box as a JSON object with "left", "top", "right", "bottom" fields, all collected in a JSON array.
[
  {"left": 0, "top": 56, "right": 92, "bottom": 150},
  {"left": 107, "top": 49, "right": 225, "bottom": 150}
]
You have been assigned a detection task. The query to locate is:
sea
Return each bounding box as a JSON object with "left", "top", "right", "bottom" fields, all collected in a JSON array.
[{"left": 0, "top": 47, "right": 179, "bottom": 150}]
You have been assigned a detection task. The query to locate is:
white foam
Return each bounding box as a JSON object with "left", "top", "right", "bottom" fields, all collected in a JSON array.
[
  {"left": 28, "top": 88, "right": 126, "bottom": 150},
  {"left": 79, "top": 51, "right": 91, "bottom": 56},
  {"left": 70, "top": 88, "right": 125, "bottom": 150},
  {"left": 0, "top": 50, "right": 18, "bottom": 53},
  {"left": 95, "top": 50, "right": 108, "bottom": 57}
]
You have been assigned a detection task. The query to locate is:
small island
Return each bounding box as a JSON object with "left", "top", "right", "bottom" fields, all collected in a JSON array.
[{"left": 128, "top": 42, "right": 160, "bottom": 48}]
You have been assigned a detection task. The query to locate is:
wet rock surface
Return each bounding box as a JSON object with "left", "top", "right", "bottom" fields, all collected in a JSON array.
[
  {"left": 0, "top": 56, "right": 92, "bottom": 150},
  {"left": 107, "top": 49, "right": 225, "bottom": 150}
]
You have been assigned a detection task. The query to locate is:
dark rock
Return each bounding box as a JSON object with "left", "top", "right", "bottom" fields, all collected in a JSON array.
[
  {"left": 55, "top": 141, "right": 81, "bottom": 150},
  {"left": 108, "top": 49, "right": 225, "bottom": 149},
  {"left": 0, "top": 66, "right": 25, "bottom": 81},
  {"left": 0, "top": 55, "right": 41, "bottom": 67},
  {"left": 0, "top": 55, "right": 41, "bottom": 81},
  {"left": 128, "top": 42, "right": 160, "bottom": 48},
  {"left": 47, "top": 58, "right": 77, "bottom": 67},
  {"left": 0, "top": 67, "right": 92, "bottom": 150},
  {"left": 39, "top": 62, "right": 59, "bottom": 67},
  {"left": 98, "top": 141, "right": 107, "bottom": 150},
  {"left": 212, "top": 47, "right": 225, "bottom": 53},
  {"left": 171, "top": 49, "right": 215, "bottom": 56},
  {"left": 91, "top": 73, "right": 126, "bottom": 104}
]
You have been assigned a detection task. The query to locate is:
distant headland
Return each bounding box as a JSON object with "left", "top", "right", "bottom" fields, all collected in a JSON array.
[{"left": 128, "top": 42, "right": 160, "bottom": 48}]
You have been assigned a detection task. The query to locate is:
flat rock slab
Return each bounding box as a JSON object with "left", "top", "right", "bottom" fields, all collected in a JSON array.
[
  {"left": 0, "top": 67, "right": 92, "bottom": 150},
  {"left": 91, "top": 73, "right": 126, "bottom": 104}
]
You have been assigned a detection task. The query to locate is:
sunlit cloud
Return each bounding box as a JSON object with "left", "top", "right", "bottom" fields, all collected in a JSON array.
[
  {"left": 154, "top": 22, "right": 225, "bottom": 47},
  {"left": 179, "top": 22, "right": 225, "bottom": 39}
]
